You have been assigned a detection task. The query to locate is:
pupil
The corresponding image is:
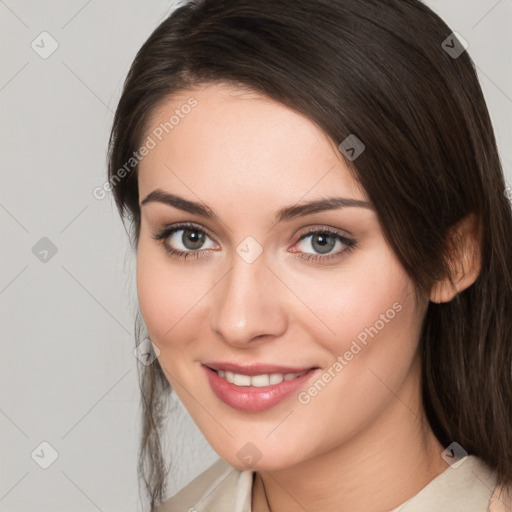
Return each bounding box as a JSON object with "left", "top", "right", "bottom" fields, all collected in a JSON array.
[
  {"left": 183, "top": 230, "right": 205, "bottom": 250},
  {"left": 312, "top": 233, "right": 335, "bottom": 254}
]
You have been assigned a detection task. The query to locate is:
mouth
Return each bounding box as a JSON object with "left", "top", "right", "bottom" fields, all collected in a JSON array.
[{"left": 202, "top": 362, "right": 320, "bottom": 412}]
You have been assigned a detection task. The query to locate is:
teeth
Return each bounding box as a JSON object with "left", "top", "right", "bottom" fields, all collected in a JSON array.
[
  {"left": 269, "top": 373, "right": 283, "bottom": 385},
  {"left": 252, "top": 374, "right": 270, "bottom": 387},
  {"left": 233, "top": 373, "right": 251, "bottom": 386},
  {"left": 216, "top": 369, "right": 307, "bottom": 387}
]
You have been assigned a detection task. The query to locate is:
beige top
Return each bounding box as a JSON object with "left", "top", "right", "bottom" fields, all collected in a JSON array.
[{"left": 156, "top": 455, "right": 512, "bottom": 512}]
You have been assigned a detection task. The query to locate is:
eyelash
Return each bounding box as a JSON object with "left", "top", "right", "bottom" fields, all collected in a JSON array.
[{"left": 151, "top": 221, "right": 357, "bottom": 263}]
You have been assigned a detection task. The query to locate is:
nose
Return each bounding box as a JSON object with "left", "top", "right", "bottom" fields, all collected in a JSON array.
[{"left": 209, "top": 249, "right": 288, "bottom": 347}]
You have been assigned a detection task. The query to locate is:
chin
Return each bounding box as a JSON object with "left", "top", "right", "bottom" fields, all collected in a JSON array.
[{"left": 212, "top": 441, "right": 307, "bottom": 473}]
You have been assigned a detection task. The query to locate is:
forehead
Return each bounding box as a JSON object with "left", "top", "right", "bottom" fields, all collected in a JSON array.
[{"left": 138, "top": 82, "right": 368, "bottom": 207}]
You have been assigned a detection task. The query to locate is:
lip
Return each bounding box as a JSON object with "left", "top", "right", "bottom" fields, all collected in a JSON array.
[
  {"left": 202, "top": 363, "right": 320, "bottom": 413},
  {"left": 203, "top": 361, "right": 316, "bottom": 376}
]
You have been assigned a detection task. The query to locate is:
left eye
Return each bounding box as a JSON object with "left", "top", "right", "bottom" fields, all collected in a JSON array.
[{"left": 292, "top": 229, "right": 356, "bottom": 260}]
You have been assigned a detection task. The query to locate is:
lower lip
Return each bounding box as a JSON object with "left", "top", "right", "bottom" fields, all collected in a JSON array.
[{"left": 203, "top": 365, "right": 319, "bottom": 413}]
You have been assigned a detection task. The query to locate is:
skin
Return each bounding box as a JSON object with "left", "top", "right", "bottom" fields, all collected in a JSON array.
[{"left": 136, "top": 82, "right": 481, "bottom": 511}]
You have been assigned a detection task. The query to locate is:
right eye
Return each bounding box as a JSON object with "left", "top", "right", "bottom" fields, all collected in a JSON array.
[{"left": 152, "top": 222, "right": 218, "bottom": 260}]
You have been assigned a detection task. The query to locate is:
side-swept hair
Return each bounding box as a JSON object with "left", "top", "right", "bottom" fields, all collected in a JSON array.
[{"left": 107, "top": 0, "right": 512, "bottom": 509}]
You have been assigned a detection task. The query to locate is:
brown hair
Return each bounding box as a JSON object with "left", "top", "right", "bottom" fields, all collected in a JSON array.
[{"left": 107, "top": 0, "right": 512, "bottom": 510}]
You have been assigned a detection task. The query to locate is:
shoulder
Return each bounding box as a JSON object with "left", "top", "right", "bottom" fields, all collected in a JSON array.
[
  {"left": 387, "top": 455, "right": 511, "bottom": 512},
  {"left": 488, "top": 480, "right": 512, "bottom": 512},
  {"left": 155, "top": 458, "right": 254, "bottom": 512},
  {"left": 469, "top": 456, "right": 512, "bottom": 512}
]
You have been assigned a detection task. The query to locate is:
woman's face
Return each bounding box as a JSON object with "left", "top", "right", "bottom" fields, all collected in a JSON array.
[{"left": 136, "top": 82, "right": 429, "bottom": 471}]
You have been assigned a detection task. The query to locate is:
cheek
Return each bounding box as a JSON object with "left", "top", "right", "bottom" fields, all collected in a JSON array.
[
  {"left": 292, "top": 255, "right": 421, "bottom": 413},
  {"left": 136, "top": 238, "right": 204, "bottom": 350},
  {"left": 289, "top": 244, "right": 418, "bottom": 360},
  {"left": 287, "top": 265, "right": 422, "bottom": 455},
  {"left": 298, "top": 258, "right": 421, "bottom": 408}
]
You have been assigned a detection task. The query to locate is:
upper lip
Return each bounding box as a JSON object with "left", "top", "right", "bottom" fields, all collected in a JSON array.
[{"left": 203, "top": 362, "right": 318, "bottom": 376}]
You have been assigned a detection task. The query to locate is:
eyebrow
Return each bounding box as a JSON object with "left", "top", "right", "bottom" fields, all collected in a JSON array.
[{"left": 140, "top": 188, "right": 374, "bottom": 223}]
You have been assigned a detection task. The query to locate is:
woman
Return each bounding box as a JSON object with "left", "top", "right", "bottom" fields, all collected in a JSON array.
[{"left": 107, "top": 0, "right": 512, "bottom": 510}]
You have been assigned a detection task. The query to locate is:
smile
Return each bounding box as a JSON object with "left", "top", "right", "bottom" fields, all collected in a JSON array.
[{"left": 202, "top": 364, "right": 320, "bottom": 412}]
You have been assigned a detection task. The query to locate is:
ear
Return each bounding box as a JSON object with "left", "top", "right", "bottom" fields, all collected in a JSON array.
[{"left": 430, "top": 213, "right": 482, "bottom": 304}]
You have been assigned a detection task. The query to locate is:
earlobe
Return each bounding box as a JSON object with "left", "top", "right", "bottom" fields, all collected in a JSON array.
[{"left": 429, "top": 213, "right": 482, "bottom": 304}]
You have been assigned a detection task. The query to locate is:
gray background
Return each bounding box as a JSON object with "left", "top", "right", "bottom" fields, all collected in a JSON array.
[{"left": 0, "top": 1, "right": 510, "bottom": 511}]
